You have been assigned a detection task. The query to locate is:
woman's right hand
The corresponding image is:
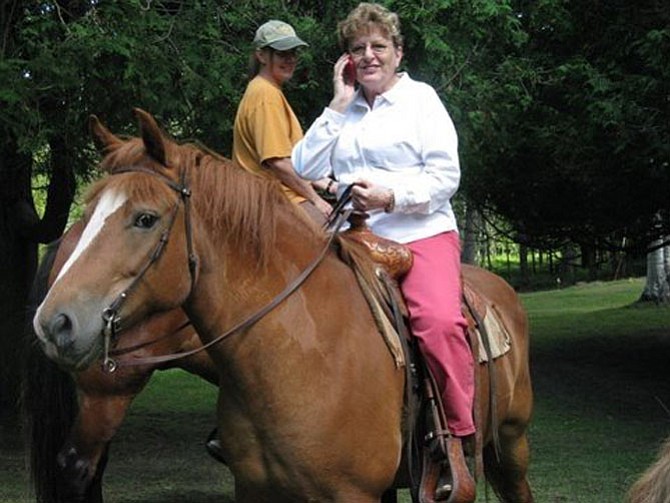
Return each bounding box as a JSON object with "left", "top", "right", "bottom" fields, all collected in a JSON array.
[{"left": 329, "top": 53, "right": 357, "bottom": 113}]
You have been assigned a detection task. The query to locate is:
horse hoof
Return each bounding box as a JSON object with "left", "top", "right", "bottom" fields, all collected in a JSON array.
[
  {"left": 57, "top": 446, "right": 93, "bottom": 495},
  {"left": 205, "top": 428, "right": 227, "bottom": 464}
]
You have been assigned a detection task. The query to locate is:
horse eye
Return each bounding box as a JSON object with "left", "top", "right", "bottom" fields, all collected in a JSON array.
[{"left": 134, "top": 213, "right": 159, "bottom": 229}]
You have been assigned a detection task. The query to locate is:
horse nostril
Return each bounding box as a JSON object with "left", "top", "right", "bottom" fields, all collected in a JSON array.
[
  {"left": 49, "top": 312, "right": 74, "bottom": 349},
  {"left": 52, "top": 312, "right": 73, "bottom": 333}
]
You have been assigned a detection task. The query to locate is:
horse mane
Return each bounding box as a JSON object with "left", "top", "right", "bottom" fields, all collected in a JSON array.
[
  {"left": 627, "top": 436, "right": 670, "bottom": 503},
  {"left": 88, "top": 135, "right": 324, "bottom": 268}
]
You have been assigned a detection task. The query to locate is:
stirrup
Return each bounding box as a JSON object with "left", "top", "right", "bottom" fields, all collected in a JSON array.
[
  {"left": 435, "top": 437, "right": 476, "bottom": 503},
  {"left": 416, "top": 349, "right": 476, "bottom": 503},
  {"left": 434, "top": 474, "right": 453, "bottom": 501}
]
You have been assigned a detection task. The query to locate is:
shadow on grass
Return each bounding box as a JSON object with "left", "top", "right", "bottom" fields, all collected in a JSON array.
[
  {"left": 525, "top": 304, "right": 670, "bottom": 501},
  {"left": 531, "top": 313, "right": 670, "bottom": 422}
]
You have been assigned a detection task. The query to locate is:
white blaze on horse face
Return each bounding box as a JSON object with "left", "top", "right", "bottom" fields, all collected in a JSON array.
[{"left": 54, "top": 188, "right": 128, "bottom": 283}]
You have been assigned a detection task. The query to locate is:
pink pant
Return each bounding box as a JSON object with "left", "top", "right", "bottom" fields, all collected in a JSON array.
[{"left": 401, "top": 231, "right": 475, "bottom": 436}]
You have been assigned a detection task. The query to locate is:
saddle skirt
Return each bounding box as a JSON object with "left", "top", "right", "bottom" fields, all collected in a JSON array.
[
  {"left": 337, "top": 217, "right": 511, "bottom": 366},
  {"left": 462, "top": 282, "right": 512, "bottom": 363}
]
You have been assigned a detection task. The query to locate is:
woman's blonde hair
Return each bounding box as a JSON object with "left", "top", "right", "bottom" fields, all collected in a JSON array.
[{"left": 337, "top": 2, "right": 404, "bottom": 50}]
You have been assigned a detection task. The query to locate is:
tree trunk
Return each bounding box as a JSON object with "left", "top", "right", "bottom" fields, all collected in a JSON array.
[
  {"left": 639, "top": 239, "right": 670, "bottom": 304},
  {"left": 461, "top": 205, "right": 480, "bottom": 265},
  {"left": 0, "top": 132, "right": 74, "bottom": 415},
  {"left": 558, "top": 244, "right": 578, "bottom": 286},
  {"left": 519, "top": 243, "right": 530, "bottom": 288},
  {"left": 580, "top": 242, "right": 598, "bottom": 281},
  {"left": 0, "top": 135, "right": 34, "bottom": 413}
]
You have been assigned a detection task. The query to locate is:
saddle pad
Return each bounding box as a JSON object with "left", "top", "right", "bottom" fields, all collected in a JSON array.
[
  {"left": 335, "top": 236, "right": 406, "bottom": 368},
  {"left": 475, "top": 304, "right": 512, "bottom": 363},
  {"left": 353, "top": 266, "right": 406, "bottom": 368}
]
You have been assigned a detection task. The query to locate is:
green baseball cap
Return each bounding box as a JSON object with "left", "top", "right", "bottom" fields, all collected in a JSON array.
[{"left": 253, "top": 20, "right": 308, "bottom": 51}]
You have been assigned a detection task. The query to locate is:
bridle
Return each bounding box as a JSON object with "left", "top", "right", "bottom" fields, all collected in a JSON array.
[
  {"left": 100, "top": 165, "right": 196, "bottom": 372},
  {"left": 100, "top": 165, "right": 352, "bottom": 373}
]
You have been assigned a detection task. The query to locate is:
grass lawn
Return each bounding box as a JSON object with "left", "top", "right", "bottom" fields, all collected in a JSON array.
[
  {"left": 1, "top": 276, "right": 669, "bottom": 502},
  {"left": 522, "top": 278, "right": 670, "bottom": 502}
]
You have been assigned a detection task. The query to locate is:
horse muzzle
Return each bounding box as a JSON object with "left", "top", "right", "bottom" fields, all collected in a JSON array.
[{"left": 33, "top": 304, "right": 104, "bottom": 371}]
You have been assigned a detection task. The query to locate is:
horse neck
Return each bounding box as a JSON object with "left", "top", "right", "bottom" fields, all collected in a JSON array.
[
  {"left": 183, "top": 203, "right": 326, "bottom": 346},
  {"left": 182, "top": 199, "right": 407, "bottom": 462}
]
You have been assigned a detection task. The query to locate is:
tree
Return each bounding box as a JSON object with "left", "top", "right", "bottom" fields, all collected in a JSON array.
[
  {"left": 639, "top": 240, "right": 670, "bottom": 304},
  {"left": 1, "top": 0, "right": 77, "bottom": 411},
  {"left": 0, "top": 0, "right": 279, "bottom": 412},
  {"left": 639, "top": 213, "right": 670, "bottom": 304},
  {"left": 464, "top": 0, "right": 670, "bottom": 257},
  {"left": 0, "top": 0, "right": 370, "bottom": 414}
]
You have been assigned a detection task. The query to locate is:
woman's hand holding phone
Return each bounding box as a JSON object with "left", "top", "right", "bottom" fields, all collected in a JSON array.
[{"left": 330, "top": 54, "right": 358, "bottom": 113}]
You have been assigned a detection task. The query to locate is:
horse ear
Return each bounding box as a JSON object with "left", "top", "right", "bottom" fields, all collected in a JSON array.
[
  {"left": 89, "top": 115, "right": 122, "bottom": 152},
  {"left": 133, "top": 108, "right": 167, "bottom": 166}
]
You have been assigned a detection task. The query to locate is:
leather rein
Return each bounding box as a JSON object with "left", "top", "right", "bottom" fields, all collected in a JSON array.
[{"left": 100, "top": 165, "right": 351, "bottom": 373}]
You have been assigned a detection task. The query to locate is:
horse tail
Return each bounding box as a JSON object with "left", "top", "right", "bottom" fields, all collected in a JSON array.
[
  {"left": 21, "top": 239, "right": 77, "bottom": 503},
  {"left": 627, "top": 436, "right": 670, "bottom": 503}
]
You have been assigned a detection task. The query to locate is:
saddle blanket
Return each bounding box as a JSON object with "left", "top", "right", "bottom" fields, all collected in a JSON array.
[{"left": 472, "top": 304, "right": 512, "bottom": 363}]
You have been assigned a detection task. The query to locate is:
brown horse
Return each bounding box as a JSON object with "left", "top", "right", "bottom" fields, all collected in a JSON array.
[
  {"left": 24, "top": 220, "right": 217, "bottom": 503},
  {"left": 627, "top": 436, "right": 670, "bottom": 503},
  {"left": 33, "top": 109, "right": 533, "bottom": 502}
]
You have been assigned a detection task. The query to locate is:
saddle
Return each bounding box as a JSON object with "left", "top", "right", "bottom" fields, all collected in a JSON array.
[{"left": 336, "top": 213, "right": 504, "bottom": 503}]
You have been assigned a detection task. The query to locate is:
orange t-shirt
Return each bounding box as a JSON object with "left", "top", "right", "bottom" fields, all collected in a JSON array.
[{"left": 232, "top": 76, "right": 305, "bottom": 204}]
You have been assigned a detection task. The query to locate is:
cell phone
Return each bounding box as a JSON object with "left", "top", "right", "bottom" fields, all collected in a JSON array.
[{"left": 344, "top": 56, "right": 356, "bottom": 84}]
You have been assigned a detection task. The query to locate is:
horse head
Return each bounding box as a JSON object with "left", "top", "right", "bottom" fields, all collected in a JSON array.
[{"left": 33, "top": 110, "right": 196, "bottom": 371}]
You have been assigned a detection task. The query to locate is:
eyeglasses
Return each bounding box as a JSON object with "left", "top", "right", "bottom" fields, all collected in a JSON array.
[{"left": 349, "top": 42, "right": 391, "bottom": 59}]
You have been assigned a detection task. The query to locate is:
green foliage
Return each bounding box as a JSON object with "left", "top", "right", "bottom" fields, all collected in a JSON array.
[
  {"left": 465, "top": 0, "right": 670, "bottom": 251},
  {"left": 3, "top": 0, "right": 669, "bottom": 252}
]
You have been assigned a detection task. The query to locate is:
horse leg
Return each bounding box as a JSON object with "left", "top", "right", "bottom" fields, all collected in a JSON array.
[
  {"left": 57, "top": 392, "right": 136, "bottom": 501},
  {"left": 84, "top": 444, "right": 110, "bottom": 503},
  {"left": 483, "top": 422, "right": 534, "bottom": 503}
]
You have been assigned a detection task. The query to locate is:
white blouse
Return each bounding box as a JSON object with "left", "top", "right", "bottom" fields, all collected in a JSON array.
[{"left": 292, "top": 73, "right": 460, "bottom": 244}]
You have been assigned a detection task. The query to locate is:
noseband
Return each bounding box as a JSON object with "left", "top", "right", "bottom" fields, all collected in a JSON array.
[{"left": 101, "top": 166, "right": 196, "bottom": 372}]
